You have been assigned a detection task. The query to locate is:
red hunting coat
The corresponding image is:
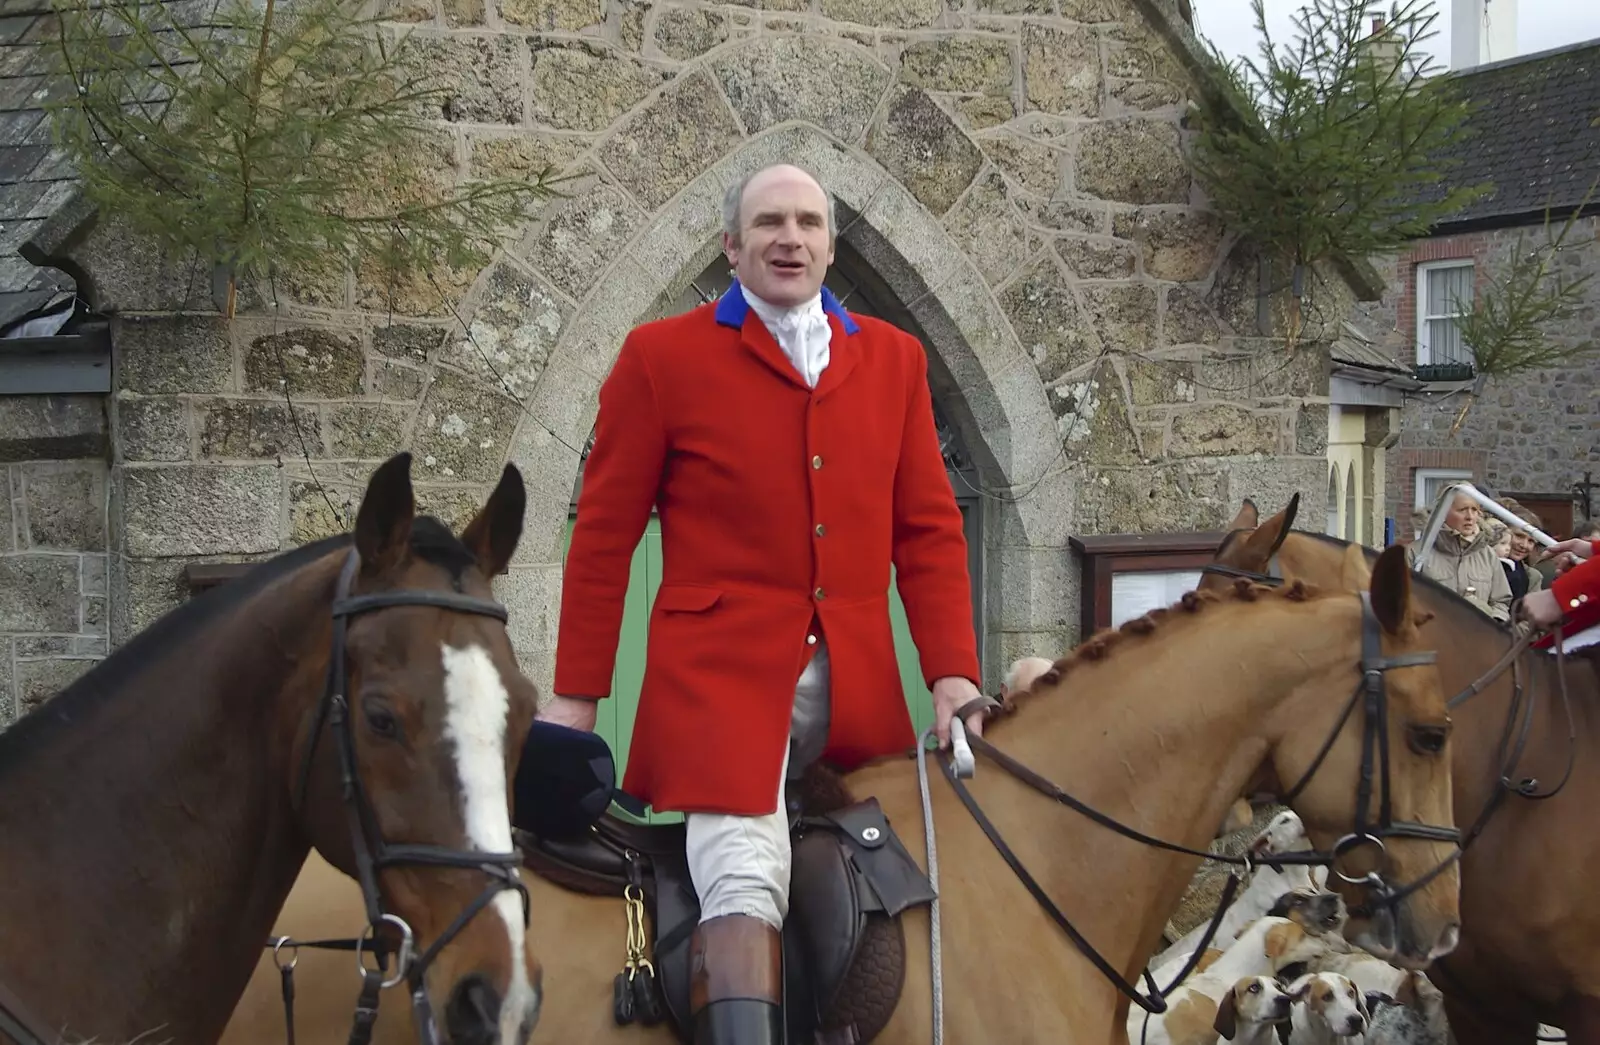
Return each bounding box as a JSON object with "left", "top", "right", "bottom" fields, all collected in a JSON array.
[
  {"left": 1534, "top": 541, "right": 1600, "bottom": 649},
  {"left": 553, "top": 282, "right": 982, "bottom": 816}
]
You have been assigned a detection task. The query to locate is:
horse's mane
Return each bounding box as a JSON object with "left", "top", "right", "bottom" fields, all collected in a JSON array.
[
  {"left": 1009, "top": 576, "right": 1322, "bottom": 709},
  {"left": 0, "top": 517, "right": 478, "bottom": 771}
]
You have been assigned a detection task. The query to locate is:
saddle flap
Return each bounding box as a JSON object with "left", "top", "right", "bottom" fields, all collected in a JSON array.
[
  {"left": 822, "top": 798, "right": 938, "bottom": 918},
  {"left": 791, "top": 826, "right": 868, "bottom": 1016}
]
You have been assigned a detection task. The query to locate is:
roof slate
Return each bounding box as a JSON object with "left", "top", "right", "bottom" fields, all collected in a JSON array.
[{"left": 1417, "top": 39, "right": 1600, "bottom": 230}]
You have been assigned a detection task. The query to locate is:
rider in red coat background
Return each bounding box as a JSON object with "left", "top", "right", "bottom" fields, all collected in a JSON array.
[{"left": 538, "top": 162, "right": 986, "bottom": 1045}]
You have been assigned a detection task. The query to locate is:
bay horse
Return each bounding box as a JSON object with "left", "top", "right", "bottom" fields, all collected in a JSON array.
[
  {"left": 0, "top": 453, "right": 544, "bottom": 1045},
  {"left": 223, "top": 541, "right": 1459, "bottom": 1044},
  {"left": 1202, "top": 496, "right": 1600, "bottom": 1045}
]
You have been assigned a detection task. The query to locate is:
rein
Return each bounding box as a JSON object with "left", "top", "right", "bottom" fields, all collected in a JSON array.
[
  {"left": 269, "top": 548, "right": 529, "bottom": 1045},
  {"left": 935, "top": 592, "right": 1454, "bottom": 1016}
]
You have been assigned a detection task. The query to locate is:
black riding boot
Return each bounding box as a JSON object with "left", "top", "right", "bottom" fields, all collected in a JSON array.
[{"left": 689, "top": 913, "right": 784, "bottom": 1045}]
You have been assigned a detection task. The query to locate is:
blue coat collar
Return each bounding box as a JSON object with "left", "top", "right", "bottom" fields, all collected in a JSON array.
[{"left": 713, "top": 277, "right": 861, "bottom": 335}]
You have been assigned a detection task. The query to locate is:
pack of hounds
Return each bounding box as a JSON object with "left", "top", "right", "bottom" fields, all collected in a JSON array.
[{"left": 1127, "top": 808, "right": 1548, "bottom": 1045}]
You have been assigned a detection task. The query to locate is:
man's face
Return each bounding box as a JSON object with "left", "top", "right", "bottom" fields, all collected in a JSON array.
[
  {"left": 1509, "top": 529, "right": 1535, "bottom": 561},
  {"left": 724, "top": 165, "right": 834, "bottom": 309}
]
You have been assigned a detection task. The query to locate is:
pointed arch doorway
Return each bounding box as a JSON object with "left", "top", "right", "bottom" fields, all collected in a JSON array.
[{"left": 563, "top": 243, "right": 985, "bottom": 821}]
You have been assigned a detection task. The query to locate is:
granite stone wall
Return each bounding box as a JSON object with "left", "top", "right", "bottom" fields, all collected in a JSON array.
[
  {"left": 0, "top": 395, "right": 108, "bottom": 726},
  {"left": 1352, "top": 217, "right": 1600, "bottom": 520},
  {"left": 17, "top": 0, "right": 1352, "bottom": 709}
]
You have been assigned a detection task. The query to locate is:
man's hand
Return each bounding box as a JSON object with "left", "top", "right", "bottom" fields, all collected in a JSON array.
[
  {"left": 931, "top": 675, "right": 987, "bottom": 750},
  {"left": 1521, "top": 588, "right": 1565, "bottom": 629},
  {"left": 1540, "top": 538, "right": 1596, "bottom": 576},
  {"left": 538, "top": 694, "right": 599, "bottom": 733}
]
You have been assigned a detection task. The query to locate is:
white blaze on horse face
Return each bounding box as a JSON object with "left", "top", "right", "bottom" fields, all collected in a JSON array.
[{"left": 441, "top": 643, "right": 540, "bottom": 1040}]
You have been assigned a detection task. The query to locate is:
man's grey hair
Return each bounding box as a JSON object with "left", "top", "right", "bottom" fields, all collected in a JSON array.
[{"left": 721, "top": 165, "right": 838, "bottom": 245}]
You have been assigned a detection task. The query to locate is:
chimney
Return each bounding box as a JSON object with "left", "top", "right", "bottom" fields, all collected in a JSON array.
[
  {"left": 1452, "top": 0, "right": 1518, "bottom": 70},
  {"left": 1372, "top": 14, "right": 1385, "bottom": 33}
]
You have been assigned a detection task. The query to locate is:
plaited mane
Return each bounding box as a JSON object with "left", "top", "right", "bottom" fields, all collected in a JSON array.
[{"left": 1009, "top": 577, "right": 1319, "bottom": 709}]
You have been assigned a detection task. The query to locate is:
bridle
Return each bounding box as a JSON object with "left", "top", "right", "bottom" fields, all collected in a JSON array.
[
  {"left": 938, "top": 590, "right": 1455, "bottom": 1017},
  {"left": 270, "top": 548, "right": 529, "bottom": 1045}
]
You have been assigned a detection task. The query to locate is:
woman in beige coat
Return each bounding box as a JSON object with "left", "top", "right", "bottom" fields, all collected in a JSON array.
[{"left": 1406, "top": 483, "right": 1513, "bottom": 621}]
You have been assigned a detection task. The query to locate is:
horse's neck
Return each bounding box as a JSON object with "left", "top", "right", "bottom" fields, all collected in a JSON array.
[
  {"left": 0, "top": 557, "right": 338, "bottom": 1040},
  {"left": 977, "top": 603, "right": 1354, "bottom": 997}
]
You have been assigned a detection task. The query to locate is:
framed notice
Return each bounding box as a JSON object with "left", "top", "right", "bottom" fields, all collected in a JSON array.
[{"left": 1069, "top": 531, "right": 1231, "bottom": 638}]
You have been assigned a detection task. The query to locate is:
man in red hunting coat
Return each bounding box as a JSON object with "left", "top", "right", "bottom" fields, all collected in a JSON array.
[
  {"left": 1524, "top": 535, "right": 1600, "bottom": 650},
  {"left": 540, "top": 162, "right": 986, "bottom": 1045}
]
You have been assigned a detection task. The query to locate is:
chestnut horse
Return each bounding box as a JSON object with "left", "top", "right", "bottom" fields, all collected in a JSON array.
[
  {"left": 1202, "top": 496, "right": 1600, "bottom": 1045},
  {"left": 223, "top": 542, "right": 1459, "bottom": 1045},
  {"left": 0, "top": 454, "right": 543, "bottom": 1045}
]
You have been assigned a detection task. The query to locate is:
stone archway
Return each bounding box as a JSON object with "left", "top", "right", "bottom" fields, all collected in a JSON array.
[{"left": 495, "top": 125, "right": 1074, "bottom": 692}]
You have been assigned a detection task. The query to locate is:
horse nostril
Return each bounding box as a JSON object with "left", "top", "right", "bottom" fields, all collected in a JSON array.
[{"left": 445, "top": 973, "right": 503, "bottom": 1045}]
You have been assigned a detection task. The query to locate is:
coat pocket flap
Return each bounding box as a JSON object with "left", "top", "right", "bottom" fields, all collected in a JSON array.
[{"left": 654, "top": 584, "right": 723, "bottom": 613}]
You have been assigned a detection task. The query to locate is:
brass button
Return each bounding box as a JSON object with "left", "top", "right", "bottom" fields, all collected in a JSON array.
[
  {"left": 815, "top": 523, "right": 826, "bottom": 537},
  {"left": 812, "top": 455, "right": 823, "bottom": 469},
  {"left": 1573, "top": 598, "right": 1583, "bottom": 609},
  {"left": 806, "top": 633, "right": 817, "bottom": 645},
  {"left": 814, "top": 587, "right": 826, "bottom": 601}
]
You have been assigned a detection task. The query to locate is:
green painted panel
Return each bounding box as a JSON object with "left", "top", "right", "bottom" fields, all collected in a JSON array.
[{"left": 562, "top": 513, "right": 957, "bottom": 821}]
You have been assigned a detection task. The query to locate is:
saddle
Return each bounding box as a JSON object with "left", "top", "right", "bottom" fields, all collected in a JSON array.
[{"left": 515, "top": 763, "right": 938, "bottom": 1045}]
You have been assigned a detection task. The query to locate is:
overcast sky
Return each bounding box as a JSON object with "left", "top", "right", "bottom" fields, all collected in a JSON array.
[{"left": 1193, "top": 0, "right": 1600, "bottom": 74}]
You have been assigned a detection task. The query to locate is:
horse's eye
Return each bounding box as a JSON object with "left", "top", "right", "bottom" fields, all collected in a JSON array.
[
  {"left": 1407, "top": 723, "right": 1448, "bottom": 756},
  {"left": 1248, "top": 982, "right": 1261, "bottom": 993},
  {"left": 365, "top": 705, "right": 399, "bottom": 739}
]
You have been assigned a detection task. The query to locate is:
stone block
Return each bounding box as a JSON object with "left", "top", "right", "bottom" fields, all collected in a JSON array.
[
  {"left": 501, "top": 0, "right": 601, "bottom": 30},
  {"left": 495, "top": 562, "right": 563, "bottom": 653},
  {"left": 622, "top": 183, "right": 726, "bottom": 306},
  {"left": 653, "top": 6, "right": 732, "bottom": 60},
  {"left": 598, "top": 73, "right": 744, "bottom": 212},
  {"left": 819, "top": 0, "right": 938, "bottom": 27},
  {"left": 0, "top": 394, "right": 106, "bottom": 462},
  {"left": 1057, "top": 236, "right": 1137, "bottom": 280},
  {"left": 373, "top": 323, "right": 448, "bottom": 363},
  {"left": 990, "top": 629, "right": 1071, "bottom": 685},
  {"left": 108, "top": 555, "right": 202, "bottom": 646},
  {"left": 851, "top": 183, "right": 967, "bottom": 300},
  {"left": 82, "top": 553, "right": 106, "bottom": 595},
  {"left": 507, "top": 424, "right": 583, "bottom": 564},
  {"left": 16, "top": 657, "right": 94, "bottom": 718},
  {"left": 468, "top": 132, "right": 587, "bottom": 183},
  {"left": 243, "top": 325, "right": 364, "bottom": 398},
  {"left": 66, "top": 217, "right": 215, "bottom": 316},
  {"left": 1112, "top": 208, "right": 1225, "bottom": 282},
  {"left": 445, "top": 0, "right": 485, "bottom": 25},
  {"left": 1125, "top": 357, "right": 1195, "bottom": 407},
  {"left": 958, "top": 96, "right": 1015, "bottom": 129},
  {"left": 373, "top": 360, "right": 429, "bottom": 400},
  {"left": 1022, "top": 23, "right": 1100, "bottom": 118},
  {"left": 1296, "top": 405, "right": 1327, "bottom": 456},
  {"left": 997, "top": 255, "right": 1101, "bottom": 384},
  {"left": 116, "top": 315, "right": 233, "bottom": 395},
  {"left": 899, "top": 36, "right": 1013, "bottom": 95},
  {"left": 530, "top": 41, "right": 665, "bottom": 132},
  {"left": 1163, "top": 287, "right": 1224, "bottom": 346},
  {"left": 198, "top": 399, "right": 324, "bottom": 459},
  {"left": 411, "top": 369, "right": 522, "bottom": 483},
  {"left": 1077, "top": 119, "right": 1188, "bottom": 205},
  {"left": 0, "top": 554, "right": 79, "bottom": 631},
  {"left": 1225, "top": 457, "right": 1327, "bottom": 525},
  {"left": 522, "top": 181, "right": 647, "bottom": 302},
  {"left": 20, "top": 463, "right": 105, "bottom": 550},
  {"left": 993, "top": 466, "right": 1076, "bottom": 547},
  {"left": 415, "top": 485, "right": 499, "bottom": 533},
  {"left": 989, "top": 544, "right": 1076, "bottom": 631},
  {"left": 405, "top": 32, "right": 526, "bottom": 124},
  {"left": 288, "top": 479, "right": 361, "bottom": 545},
  {"left": 116, "top": 396, "right": 190, "bottom": 462},
  {"left": 711, "top": 37, "right": 892, "bottom": 144},
  {"left": 1168, "top": 404, "right": 1280, "bottom": 457},
  {"left": 1013, "top": 194, "right": 1106, "bottom": 235},
  {"left": 1055, "top": 359, "right": 1140, "bottom": 464},
  {"left": 0, "top": 637, "right": 11, "bottom": 724},
  {"left": 866, "top": 87, "right": 983, "bottom": 217},
  {"left": 328, "top": 405, "right": 414, "bottom": 459},
  {"left": 523, "top": 360, "right": 601, "bottom": 458},
  {"left": 942, "top": 169, "right": 1032, "bottom": 286},
  {"left": 978, "top": 132, "right": 1063, "bottom": 198},
  {"left": 1076, "top": 462, "right": 1230, "bottom": 534},
  {"left": 1081, "top": 283, "right": 1157, "bottom": 352},
  {"left": 120, "top": 466, "right": 282, "bottom": 557},
  {"left": 448, "top": 263, "right": 571, "bottom": 400}
]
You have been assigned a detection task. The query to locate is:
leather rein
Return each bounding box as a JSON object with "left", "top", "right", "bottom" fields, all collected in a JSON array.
[
  {"left": 269, "top": 548, "right": 529, "bottom": 1045},
  {"left": 935, "top": 591, "right": 1455, "bottom": 1016}
]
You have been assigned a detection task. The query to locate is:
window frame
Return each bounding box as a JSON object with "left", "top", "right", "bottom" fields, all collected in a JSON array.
[
  {"left": 1415, "top": 259, "right": 1475, "bottom": 367},
  {"left": 1414, "top": 467, "right": 1474, "bottom": 514}
]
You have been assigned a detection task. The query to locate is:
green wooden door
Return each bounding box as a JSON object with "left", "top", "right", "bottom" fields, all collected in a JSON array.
[{"left": 561, "top": 516, "right": 940, "bottom": 823}]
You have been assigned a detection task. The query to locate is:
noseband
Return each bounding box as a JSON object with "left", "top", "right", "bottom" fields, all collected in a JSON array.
[
  {"left": 275, "top": 548, "right": 529, "bottom": 1045},
  {"left": 940, "top": 590, "right": 1456, "bottom": 1016}
]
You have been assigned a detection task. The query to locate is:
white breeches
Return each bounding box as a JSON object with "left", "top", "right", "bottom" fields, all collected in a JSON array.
[{"left": 685, "top": 639, "right": 832, "bottom": 929}]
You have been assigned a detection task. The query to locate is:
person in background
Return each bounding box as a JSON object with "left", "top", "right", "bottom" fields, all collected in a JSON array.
[
  {"left": 1499, "top": 504, "right": 1546, "bottom": 602},
  {"left": 1489, "top": 521, "right": 1511, "bottom": 561},
  {"left": 1407, "top": 483, "right": 1512, "bottom": 621}
]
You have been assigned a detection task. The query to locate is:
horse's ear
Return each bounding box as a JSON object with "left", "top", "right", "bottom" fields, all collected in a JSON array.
[
  {"left": 460, "top": 463, "right": 526, "bottom": 577},
  {"left": 355, "top": 453, "right": 416, "bottom": 574},
  {"left": 1369, "top": 543, "right": 1415, "bottom": 636},
  {"left": 1213, "top": 987, "right": 1239, "bottom": 1040},
  {"left": 1228, "top": 498, "right": 1260, "bottom": 531},
  {"left": 1240, "top": 493, "right": 1300, "bottom": 565}
]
